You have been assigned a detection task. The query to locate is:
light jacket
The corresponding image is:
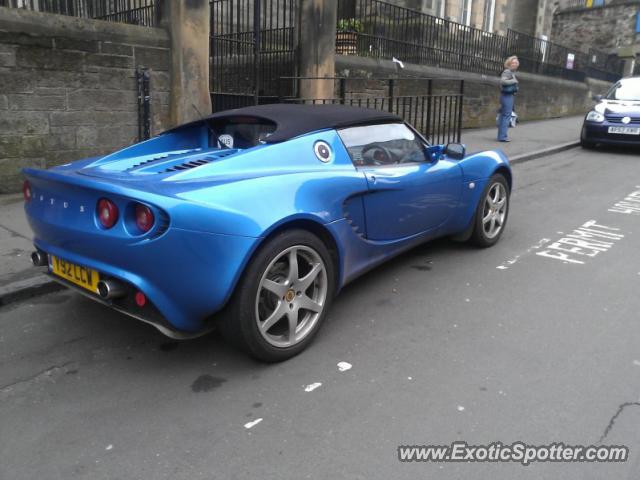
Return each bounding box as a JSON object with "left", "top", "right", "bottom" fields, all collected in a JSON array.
[{"left": 500, "top": 68, "right": 518, "bottom": 86}]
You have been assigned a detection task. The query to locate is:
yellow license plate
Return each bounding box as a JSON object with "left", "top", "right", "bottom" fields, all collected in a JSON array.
[{"left": 50, "top": 255, "right": 100, "bottom": 294}]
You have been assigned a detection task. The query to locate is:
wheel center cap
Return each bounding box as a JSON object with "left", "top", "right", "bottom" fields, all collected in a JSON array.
[{"left": 285, "top": 289, "right": 296, "bottom": 302}]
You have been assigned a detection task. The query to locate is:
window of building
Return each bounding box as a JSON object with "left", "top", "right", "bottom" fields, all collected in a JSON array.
[
  {"left": 482, "top": 0, "right": 496, "bottom": 31},
  {"left": 460, "top": 0, "right": 472, "bottom": 26}
]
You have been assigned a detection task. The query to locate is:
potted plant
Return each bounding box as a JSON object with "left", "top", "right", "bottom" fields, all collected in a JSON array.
[{"left": 336, "top": 18, "right": 363, "bottom": 55}]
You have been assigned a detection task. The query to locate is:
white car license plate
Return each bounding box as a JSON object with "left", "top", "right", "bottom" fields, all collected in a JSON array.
[{"left": 608, "top": 126, "right": 640, "bottom": 135}]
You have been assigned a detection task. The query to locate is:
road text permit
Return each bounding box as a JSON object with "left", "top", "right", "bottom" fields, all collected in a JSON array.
[{"left": 536, "top": 220, "right": 623, "bottom": 265}]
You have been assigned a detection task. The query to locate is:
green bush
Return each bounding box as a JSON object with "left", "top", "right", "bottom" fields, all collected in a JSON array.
[{"left": 337, "top": 18, "right": 364, "bottom": 33}]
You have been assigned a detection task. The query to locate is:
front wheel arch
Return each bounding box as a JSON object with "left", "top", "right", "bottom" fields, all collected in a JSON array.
[{"left": 494, "top": 166, "right": 512, "bottom": 191}]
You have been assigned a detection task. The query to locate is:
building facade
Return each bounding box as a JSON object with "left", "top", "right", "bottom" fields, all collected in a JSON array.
[{"left": 396, "top": 0, "right": 541, "bottom": 35}]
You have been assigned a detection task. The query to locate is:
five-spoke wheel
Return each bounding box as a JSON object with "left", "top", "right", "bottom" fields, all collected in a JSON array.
[
  {"left": 221, "top": 230, "right": 335, "bottom": 362},
  {"left": 471, "top": 173, "right": 510, "bottom": 247}
]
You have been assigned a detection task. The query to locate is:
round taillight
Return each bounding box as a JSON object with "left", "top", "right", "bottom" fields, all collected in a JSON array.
[
  {"left": 97, "top": 198, "right": 119, "bottom": 229},
  {"left": 135, "top": 204, "right": 154, "bottom": 233},
  {"left": 23, "top": 180, "right": 32, "bottom": 202}
]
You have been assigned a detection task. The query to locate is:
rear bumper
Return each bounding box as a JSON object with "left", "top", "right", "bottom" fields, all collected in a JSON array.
[
  {"left": 28, "top": 219, "right": 257, "bottom": 334},
  {"left": 582, "top": 122, "right": 640, "bottom": 146},
  {"left": 44, "top": 269, "right": 204, "bottom": 339}
]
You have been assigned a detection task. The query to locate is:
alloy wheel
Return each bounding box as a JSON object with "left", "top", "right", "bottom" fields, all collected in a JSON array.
[
  {"left": 255, "top": 245, "right": 328, "bottom": 348},
  {"left": 482, "top": 182, "right": 508, "bottom": 239}
]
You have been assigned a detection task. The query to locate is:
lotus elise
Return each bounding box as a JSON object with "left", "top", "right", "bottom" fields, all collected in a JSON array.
[{"left": 23, "top": 104, "right": 512, "bottom": 361}]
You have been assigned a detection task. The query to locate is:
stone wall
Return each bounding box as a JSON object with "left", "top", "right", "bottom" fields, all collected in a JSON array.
[
  {"left": 336, "top": 55, "right": 610, "bottom": 129},
  {"left": 551, "top": 1, "right": 640, "bottom": 53},
  {"left": 0, "top": 7, "right": 171, "bottom": 193}
]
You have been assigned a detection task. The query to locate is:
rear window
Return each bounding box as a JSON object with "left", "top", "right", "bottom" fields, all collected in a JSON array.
[{"left": 207, "top": 116, "right": 277, "bottom": 149}]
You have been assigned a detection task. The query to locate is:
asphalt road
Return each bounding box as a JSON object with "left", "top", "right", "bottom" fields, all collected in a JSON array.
[{"left": 2, "top": 146, "right": 640, "bottom": 480}]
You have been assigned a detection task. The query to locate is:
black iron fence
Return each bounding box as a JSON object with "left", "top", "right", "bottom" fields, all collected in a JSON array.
[
  {"left": 336, "top": 0, "right": 623, "bottom": 83},
  {"left": 337, "top": 0, "right": 506, "bottom": 76},
  {"left": 136, "top": 67, "right": 151, "bottom": 141},
  {"left": 0, "top": 0, "right": 157, "bottom": 27},
  {"left": 506, "top": 29, "right": 622, "bottom": 83},
  {"left": 210, "top": 0, "right": 297, "bottom": 111},
  {"left": 282, "top": 77, "right": 464, "bottom": 145}
]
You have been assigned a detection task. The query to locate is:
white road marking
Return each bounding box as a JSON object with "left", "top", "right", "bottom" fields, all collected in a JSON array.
[
  {"left": 244, "top": 418, "right": 263, "bottom": 429},
  {"left": 304, "top": 382, "right": 322, "bottom": 392},
  {"left": 457, "top": 405, "right": 465, "bottom": 412},
  {"left": 609, "top": 187, "right": 640, "bottom": 215},
  {"left": 106, "top": 445, "right": 113, "bottom": 451},
  {"left": 536, "top": 220, "right": 623, "bottom": 265},
  {"left": 496, "top": 238, "right": 551, "bottom": 270},
  {"left": 337, "top": 362, "right": 352, "bottom": 372}
]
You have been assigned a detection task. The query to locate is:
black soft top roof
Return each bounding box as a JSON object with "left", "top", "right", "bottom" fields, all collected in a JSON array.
[{"left": 167, "top": 104, "right": 403, "bottom": 144}]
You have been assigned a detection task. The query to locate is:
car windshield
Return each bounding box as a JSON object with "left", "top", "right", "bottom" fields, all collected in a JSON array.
[
  {"left": 605, "top": 78, "right": 640, "bottom": 101},
  {"left": 207, "top": 116, "right": 277, "bottom": 149}
]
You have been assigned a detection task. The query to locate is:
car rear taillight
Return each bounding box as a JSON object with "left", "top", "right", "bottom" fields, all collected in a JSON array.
[
  {"left": 135, "top": 204, "right": 154, "bottom": 233},
  {"left": 23, "top": 180, "right": 32, "bottom": 202},
  {"left": 97, "top": 198, "right": 119, "bottom": 229}
]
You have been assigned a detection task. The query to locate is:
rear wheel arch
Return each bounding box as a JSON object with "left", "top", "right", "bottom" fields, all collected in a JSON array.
[
  {"left": 253, "top": 219, "right": 341, "bottom": 292},
  {"left": 220, "top": 224, "right": 339, "bottom": 362}
]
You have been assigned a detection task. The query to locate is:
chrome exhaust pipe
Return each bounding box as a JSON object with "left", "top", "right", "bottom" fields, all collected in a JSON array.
[
  {"left": 97, "top": 280, "right": 126, "bottom": 299},
  {"left": 31, "top": 250, "right": 48, "bottom": 267}
]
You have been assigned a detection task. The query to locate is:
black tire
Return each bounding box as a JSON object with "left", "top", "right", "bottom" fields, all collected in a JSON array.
[
  {"left": 470, "top": 173, "right": 510, "bottom": 248},
  {"left": 220, "top": 229, "right": 335, "bottom": 362}
]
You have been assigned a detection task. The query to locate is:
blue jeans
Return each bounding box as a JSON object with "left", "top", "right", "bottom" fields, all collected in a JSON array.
[{"left": 497, "top": 93, "right": 514, "bottom": 141}]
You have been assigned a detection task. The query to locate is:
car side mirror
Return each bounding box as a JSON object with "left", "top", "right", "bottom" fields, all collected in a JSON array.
[
  {"left": 444, "top": 143, "right": 465, "bottom": 160},
  {"left": 592, "top": 94, "right": 603, "bottom": 102}
]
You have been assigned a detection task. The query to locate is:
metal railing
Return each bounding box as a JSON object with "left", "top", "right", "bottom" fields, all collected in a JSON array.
[
  {"left": 336, "top": 0, "right": 623, "bottom": 83},
  {"left": 136, "top": 67, "right": 151, "bottom": 141},
  {"left": 210, "top": 0, "right": 297, "bottom": 110},
  {"left": 504, "top": 29, "right": 586, "bottom": 82},
  {"left": 281, "top": 77, "right": 464, "bottom": 145},
  {"left": 0, "top": 0, "right": 157, "bottom": 27},
  {"left": 506, "top": 29, "right": 622, "bottom": 83},
  {"left": 336, "top": 0, "right": 506, "bottom": 76}
]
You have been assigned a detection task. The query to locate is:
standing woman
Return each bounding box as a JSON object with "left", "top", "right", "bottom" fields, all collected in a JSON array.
[{"left": 497, "top": 56, "right": 520, "bottom": 142}]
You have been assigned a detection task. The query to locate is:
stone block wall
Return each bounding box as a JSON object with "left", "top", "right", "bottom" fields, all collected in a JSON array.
[
  {"left": 336, "top": 55, "right": 611, "bottom": 129},
  {"left": 0, "top": 7, "right": 171, "bottom": 193},
  {"left": 551, "top": 1, "right": 640, "bottom": 53}
]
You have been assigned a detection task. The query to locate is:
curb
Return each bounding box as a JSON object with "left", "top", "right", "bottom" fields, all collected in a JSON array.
[
  {"left": 509, "top": 141, "right": 581, "bottom": 165},
  {"left": 0, "top": 274, "right": 64, "bottom": 307}
]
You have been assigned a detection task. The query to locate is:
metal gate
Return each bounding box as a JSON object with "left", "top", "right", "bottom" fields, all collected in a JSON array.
[{"left": 210, "top": 0, "right": 298, "bottom": 112}]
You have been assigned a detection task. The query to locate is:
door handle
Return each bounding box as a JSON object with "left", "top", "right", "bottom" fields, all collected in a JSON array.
[{"left": 365, "top": 173, "right": 376, "bottom": 183}]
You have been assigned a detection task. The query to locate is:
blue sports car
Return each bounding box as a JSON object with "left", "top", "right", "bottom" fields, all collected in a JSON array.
[
  {"left": 23, "top": 104, "right": 512, "bottom": 361},
  {"left": 581, "top": 76, "right": 640, "bottom": 148}
]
